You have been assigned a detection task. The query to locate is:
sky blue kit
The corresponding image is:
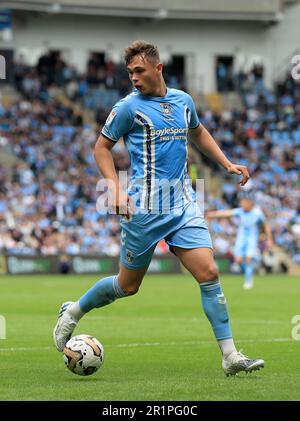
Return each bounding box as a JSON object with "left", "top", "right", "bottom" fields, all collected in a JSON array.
[
  {"left": 232, "top": 207, "right": 266, "bottom": 258},
  {"left": 102, "top": 88, "right": 212, "bottom": 268}
]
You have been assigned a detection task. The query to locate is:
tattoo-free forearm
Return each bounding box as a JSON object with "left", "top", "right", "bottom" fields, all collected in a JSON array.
[
  {"left": 264, "top": 222, "right": 273, "bottom": 243},
  {"left": 207, "top": 210, "right": 234, "bottom": 219},
  {"left": 94, "top": 143, "right": 123, "bottom": 195},
  {"left": 196, "top": 126, "right": 232, "bottom": 170}
]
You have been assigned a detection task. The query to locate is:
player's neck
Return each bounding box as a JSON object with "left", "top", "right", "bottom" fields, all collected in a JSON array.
[{"left": 149, "top": 80, "right": 167, "bottom": 97}]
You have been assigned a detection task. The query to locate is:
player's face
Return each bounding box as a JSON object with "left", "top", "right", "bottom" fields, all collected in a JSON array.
[
  {"left": 240, "top": 198, "right": 254, "bottom": 212},
  {"left": 127, "top": 55, "right": 162, "bottom": 96}
]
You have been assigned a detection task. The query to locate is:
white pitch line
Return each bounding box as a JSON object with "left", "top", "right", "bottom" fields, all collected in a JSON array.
[
  {"left": 114, "top": 337, "right": 294, "bottom": 347},
  {"left": 239, "top": 320, "right": 286, "bottom": 325},
  {"left": 0, "top": 346, "right": 54, "bottom": 352},
  {"left": 0, "top": 337, "right": 295, "bottom": 352},
  {"left": 84, "top": 317, "right": 286, "bottom": 325}
]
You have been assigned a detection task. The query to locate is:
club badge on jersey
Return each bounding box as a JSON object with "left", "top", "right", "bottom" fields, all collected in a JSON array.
[{"left": 160, "top": 103, "right": 173, "bottom": 121}]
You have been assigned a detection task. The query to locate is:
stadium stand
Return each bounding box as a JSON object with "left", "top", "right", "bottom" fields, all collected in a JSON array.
[{"left": 0, "top": 48, "right": 299, "bottom": 272}]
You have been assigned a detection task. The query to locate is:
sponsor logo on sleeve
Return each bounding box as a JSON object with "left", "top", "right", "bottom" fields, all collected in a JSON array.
[{"left": 105, "top": 110, "right": 116, "bottom": 126}]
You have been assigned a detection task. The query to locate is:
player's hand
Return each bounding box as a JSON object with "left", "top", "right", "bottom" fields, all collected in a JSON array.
[
  {"left": 115, "top": 191, "right": 134, "bottom": 220},
  {"left": 227, "top": 163, "right": 250, "bottom": 186},
  {"left": 205, "top": 211, "right": 213, "bottom": 220}
]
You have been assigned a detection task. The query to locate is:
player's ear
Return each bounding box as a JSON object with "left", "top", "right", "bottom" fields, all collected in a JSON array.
[{"left": 156, "top": 63, "right": 163, "bottom": 73}]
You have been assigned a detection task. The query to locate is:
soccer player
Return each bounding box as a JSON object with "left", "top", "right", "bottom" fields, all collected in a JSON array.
[
  {"left": 207, "top": 195, "right": 274, "bottom": 289},
  {"left": 54, "top": 41, "right": 264, "bottom": 376}
]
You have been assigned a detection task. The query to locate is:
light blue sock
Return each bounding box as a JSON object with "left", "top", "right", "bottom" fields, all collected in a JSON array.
[
  {"left": 244, "top": 261, "right": 254, "bottom": 285},
  {"left": 79, "top": 275, "right": 127, "bottom": 313},
  {"left": 200, "top": 281, "right": 232, "bottom": 340}
]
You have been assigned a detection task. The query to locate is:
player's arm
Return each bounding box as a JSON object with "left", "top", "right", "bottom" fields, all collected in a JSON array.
[
  {"left": 206, "top": 209, "right": 235, "bottom": 219},
  {"left": 262, "top": 220, "right": 274, "bottom": 249},
  {"left": 189, "top": 124, "right": 250, "bottom": 186},
  {"left": 94, "top": 135, "right": 131, "bottom": 217}
]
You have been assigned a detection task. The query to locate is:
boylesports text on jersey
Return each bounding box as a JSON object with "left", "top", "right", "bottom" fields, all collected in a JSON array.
[{"left": 151, "top": 127, "right": 188, "bottom": 138}]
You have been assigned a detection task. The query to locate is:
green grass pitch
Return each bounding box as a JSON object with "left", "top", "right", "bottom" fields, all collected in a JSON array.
[{"left": 0, "top": 273, "right": 299, "bottom": 401}]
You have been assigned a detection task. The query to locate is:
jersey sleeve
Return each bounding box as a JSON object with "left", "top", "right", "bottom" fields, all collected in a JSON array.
[
  {"left": 256, "top": 208, "right": 266, "bottom": 223},
  {"left": 187, "top": 95, "right": 200, "bottom": 129},
  {"left": 232, "top": 208, "right": 243, "bottom": 217},
  {"left": 101, "top": 99, "right": 134, "bottom": 142}
]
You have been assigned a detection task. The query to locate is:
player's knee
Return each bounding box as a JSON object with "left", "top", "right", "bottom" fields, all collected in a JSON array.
[
  {"left": 117, "top": 274, "right": 142, "bottom": 296},
  {"left": 122, "top": 284, "right": 140, "bottom": 296},
  {"left": 202, "top": 264, "right": 219, "bottom": 282}
]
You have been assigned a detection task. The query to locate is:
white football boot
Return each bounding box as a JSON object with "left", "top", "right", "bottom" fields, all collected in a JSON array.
[
  {"left": 222, "top": 350, "right": 264, "bottom": 376},
  {"left": 53, "top": 301, "right": 77, "bottom": 352}
]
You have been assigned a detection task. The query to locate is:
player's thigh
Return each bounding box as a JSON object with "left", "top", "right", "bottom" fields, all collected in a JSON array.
[
  {"left": 118, "top": 264, "right": 148, "bottom": 295},
  {"left": 120, "top": 214, "right": 158, "bottom": 274},
  {"left": 233, "top": 241, "right": 245, "bottom": 261},
  {"left": 245, "top": 239, "right": 258, "bottom": 263},
  {"left": 165, "top": 212, "right": 216, "bottom": 283},
  {"left": 235, "top": 255, "right": 244, "bottom": 265},
  {"left": 172, "top": 246, "right": 219, "bottom": 284},
  {"left": 119, "top": 242, "right": 156, "bottom": 295}
]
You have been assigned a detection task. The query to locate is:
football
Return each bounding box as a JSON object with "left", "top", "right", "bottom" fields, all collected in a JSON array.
[{"left": 63, "top": 334, "right": 104, "bottom": 376}]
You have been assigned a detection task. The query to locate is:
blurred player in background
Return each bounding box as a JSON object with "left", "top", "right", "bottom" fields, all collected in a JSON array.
[
  {"left": 54, "top": 41, "right": 264, "bottom": 376},
  {"left": 207, "top": 195, "right": 274, "bottom": 289}
]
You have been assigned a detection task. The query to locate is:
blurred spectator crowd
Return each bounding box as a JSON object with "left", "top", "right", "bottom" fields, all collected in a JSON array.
[
  {"left": 0, "top": 99, "right": 125, "bottom": 256},
  {"left": 0, "top": 52, "right": 299, "bottom": 264},
  {"left": 203, "top": 73, "right": 300, "bottom": 265}
]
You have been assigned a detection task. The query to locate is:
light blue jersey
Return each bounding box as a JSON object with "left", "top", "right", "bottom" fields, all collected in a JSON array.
[
  {"left": 101, "top": 87, "right": 212, "bottom": 269},
  {"left": 102, "top": 88, "right": 199, "bottom": 212},
  {"left": 233, "top": 207, "right": 266, "bottom": 258}
]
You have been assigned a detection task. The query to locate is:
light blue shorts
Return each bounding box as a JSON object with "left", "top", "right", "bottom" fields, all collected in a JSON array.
[
  {"left": 120, "top": 201, "right": 212, "bottom": 269},
  {"left": 234, "top": 235, "right": 258, "bottom": 259}
]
